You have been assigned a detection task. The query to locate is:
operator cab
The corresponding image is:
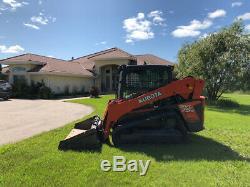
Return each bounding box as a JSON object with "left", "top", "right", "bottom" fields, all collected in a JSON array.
[{"left": 117, "top": 65, "right": 174, "bottom": 99}]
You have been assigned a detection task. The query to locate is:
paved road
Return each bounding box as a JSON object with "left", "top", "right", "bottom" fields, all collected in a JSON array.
[{"left": 0, "top": 99, "right": 93, "bottom": 145}]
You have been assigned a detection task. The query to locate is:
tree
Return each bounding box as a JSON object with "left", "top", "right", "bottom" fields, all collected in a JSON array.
[
  {"left": 238, "top": 62, "right": 250, "bottom": 91},
  {"left": 175, "top": 22, "right": 250, "bottom": 101}
]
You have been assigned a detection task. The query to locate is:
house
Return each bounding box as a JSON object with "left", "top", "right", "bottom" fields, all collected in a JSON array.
[{"left": 0, "top": 47, "right": 173, "bottom": 94}]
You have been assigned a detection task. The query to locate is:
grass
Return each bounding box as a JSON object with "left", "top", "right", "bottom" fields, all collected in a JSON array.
[{"left": 0, "top": 94, "right": 250, "bottom": 186}]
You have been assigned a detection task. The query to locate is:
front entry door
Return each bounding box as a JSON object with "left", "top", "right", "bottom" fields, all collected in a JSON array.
[
  {"left": 101, "top": 65, "right": 119, "bottom": 92},
  {"left": 104, "top": 67, "right": 112, "bottom": 92},
  {"left": 105, "top": 75, "right": 110, "bottom": 91}
]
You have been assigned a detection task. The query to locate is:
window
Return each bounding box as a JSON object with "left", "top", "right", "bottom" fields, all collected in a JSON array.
[
  {"left": 12, "top": 67, "right": 26, "bottom": 72},
  {"left": 122, "top": 68, "right": 169, "bottom": 99}
]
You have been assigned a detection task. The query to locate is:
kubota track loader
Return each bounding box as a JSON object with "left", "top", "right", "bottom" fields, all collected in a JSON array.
[{"left": 59, "top": 65, "right": 205, "bottom": 150}]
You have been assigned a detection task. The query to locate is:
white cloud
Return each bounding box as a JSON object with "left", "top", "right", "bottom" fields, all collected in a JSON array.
[
  {"left": 123, "top": 13, "right": 154, "bottom": 43},
  {"left": 31, "top": 15, "right": 49, "bottom": 25},
  {"left": 199, "top": 33, "right": 211, "bottom": 39},
  {"left": 23, "top": 23, "right": 40, "bottom": 30},
  {"left": 24, "top": 13, "right": 56, "bottom": 30},
  {"left": 128, "top": 30, "right": 154, "bottom": 40},
  {"left": 3, "top": 0, "right": 28, "bottom": 10},
  {"left": 0, "top": 44, "right": 24, "bottom": 53},
  {"left": 237, "top": 13, "right": 250, "bottom": 20},
  {"left": 148, "top": 10, "right": 165, "bottom": 25},
  {"left": 38, "top": 0, "right": 42, "bottom": 5},
  {"left": 3, "top": 0, "right": 21, "bottom": 9},
  {"left": 245, "top": 24, "right": 250, "bottom": 33},
  {"left": 137, "top": 12, "right": 145, "bottom": 19},
  {"left": 172, "top": 9, "right": 226, "bottom": 38},
  {"left": 30, "top": 14, "right": 56, "bottom": 24},
  {"left": 0, "top": 7, "right": 8, "bottom": 11},
  {"left": 51, "top": 17, "right": 56, "bottom": 22},
  {"left": 208, "top": 9, "right": 226, "bottom": 19},
  {"left": 172, "top": 29, "right": 200, "bottom": 38},
  {"left": 0, "top": 7, "right": 7, "bottom": 14},
  {"left": 180, "top": 19, "right": 212, "bottom": 30},
  {"left": 232, "top": 2, "right": 242, "bottom": 7},
  {"left": 95, "top": 41, "right": 107, "bottom": 45},
  {"left": 172, "top": 19, "right": 212, "bottom": 38}
]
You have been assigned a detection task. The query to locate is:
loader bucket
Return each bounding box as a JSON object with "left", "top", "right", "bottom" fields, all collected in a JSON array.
[{"left": 58, "top": 116, "right": 102, "bottom": 151}]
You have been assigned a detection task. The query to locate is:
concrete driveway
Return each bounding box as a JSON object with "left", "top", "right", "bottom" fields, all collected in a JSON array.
[{"left": 0, "top": 99, "right": 93, "bottom": 145}]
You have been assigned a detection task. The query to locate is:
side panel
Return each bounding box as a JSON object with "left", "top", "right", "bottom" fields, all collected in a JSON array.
[
  {"left": 178, "top": 100, "right": 205, "bottom": 132},
  {"left": 102, "top": 77, "right": 205, "bottom": 138}
]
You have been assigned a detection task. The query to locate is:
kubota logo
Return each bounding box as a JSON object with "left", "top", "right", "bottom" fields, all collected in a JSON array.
[{"left": 138, "top": 91, "right": 162, "bottom": 104}]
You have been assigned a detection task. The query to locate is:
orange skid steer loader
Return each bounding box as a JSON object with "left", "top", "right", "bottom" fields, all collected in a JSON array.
[{"left": 59, "top": 65, "right": 205, "bottom": 150}]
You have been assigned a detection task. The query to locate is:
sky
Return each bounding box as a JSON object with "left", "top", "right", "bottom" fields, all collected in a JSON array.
[{"left": 0, "top": 0, "right": 249, "bottom": 63}]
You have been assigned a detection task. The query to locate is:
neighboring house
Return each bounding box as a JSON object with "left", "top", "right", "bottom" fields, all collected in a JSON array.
[{"left": 0, "top": 47, "right": 173, "bottom": 94}]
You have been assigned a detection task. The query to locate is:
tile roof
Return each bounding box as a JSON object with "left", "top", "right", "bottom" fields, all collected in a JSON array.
[
  {"left": 0, "top": 48, "right": 173, "bottom": 76},
  {"left": 71, "top": 48, "right": 173, "bottom": 70},
  {"left": 73, "top": 47, "right": 136, "bottom": 60},
  {"left": 0, "top": 53, "right": 67, "bottom": 64},
  {"left": 136, "top": 54, "right": 174, "bottom": 66},
  {"left": 71, "top": 58, "right": 95, "bottom": 70},
  {"left": 37, "top": 61, "right": 93, "bottom": 77},
  {"left": 71, "top": 47, "right": 137, "bottom": 70},
  {"left": 0, "top": 53, "right": 93, "bottom": 77}
]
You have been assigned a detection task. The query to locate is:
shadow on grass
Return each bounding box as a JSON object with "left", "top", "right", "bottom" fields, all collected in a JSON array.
[
  {"left": 59, "top": 146, "right": 103, "bottom": 153},
  {"left": 207, "top": 104, "right": 250, "bottom": 115},
  {"left": 116, "top": 134, "right": 250, "bottom": 162}
]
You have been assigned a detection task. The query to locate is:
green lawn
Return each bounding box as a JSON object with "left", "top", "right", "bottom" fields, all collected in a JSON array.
[{"left": 0, "top": 94, "right": 250, "bottom": 186}]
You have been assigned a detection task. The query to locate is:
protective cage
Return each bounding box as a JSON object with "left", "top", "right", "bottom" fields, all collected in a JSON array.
[{"left": 118, "top": 65, "right": 173, "bottom": 99}]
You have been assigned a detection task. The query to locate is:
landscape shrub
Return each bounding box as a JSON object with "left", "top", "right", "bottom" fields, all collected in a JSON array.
[
  {"left": 13, "top": 81, "right": 89, "bottom": 99},
  {"left": 38, "top": 84, "right": 53, "bottom": 99},
  {"left": 64, "top": 86, "right": 70, "bottom": 96},
  {"left": 90, "top": 86, "right": 99, "bottom": 98},
  {"left": 0, "top": 73, "right": 7, "bottom": 80},
  {"left": 12, "top": 80, "right": 31, "bottom": 98},
  {"left": 12, "top": 81, "right": 53, "bottom": 99},
  {"left": 72, "top": 86, "right": 78, "bottom": 96},
  {"left": 208, "top": 99, "right": 240, "bottom": 108},
  {"left": 80, "top": 86, "right": 85, "bottom": 94}
]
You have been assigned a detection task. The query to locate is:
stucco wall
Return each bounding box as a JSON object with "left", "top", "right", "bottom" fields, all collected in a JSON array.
[
  {"left": 30, "top": 74, "right": 49, "bottom": 85},
  {"left": 6, "top": 59, "right": 129, "bottom": 94},
  {"left": 30, "top": 74, "right": 93, "bottom": 94}
]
